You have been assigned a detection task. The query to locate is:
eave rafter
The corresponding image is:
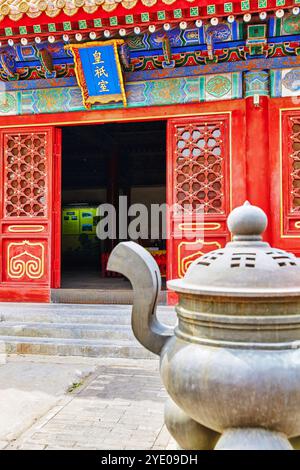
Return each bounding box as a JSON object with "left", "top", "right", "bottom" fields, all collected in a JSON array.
[{"left": 0, "top": 0, "right": 298, "bottom": 25}]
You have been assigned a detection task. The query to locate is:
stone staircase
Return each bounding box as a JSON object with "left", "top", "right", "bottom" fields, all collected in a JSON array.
[{"left": 0, "top": 303, "right": 176, "bottom": 359}]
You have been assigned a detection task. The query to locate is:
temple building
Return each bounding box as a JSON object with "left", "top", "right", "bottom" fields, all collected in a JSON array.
[{"left": 0, "top": 0, "right": 299, "bottom": 303}]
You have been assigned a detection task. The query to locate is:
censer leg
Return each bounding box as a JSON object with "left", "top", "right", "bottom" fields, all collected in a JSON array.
[
  {"left": 289, "top": 436, "right": 300, "bottom": 450},
  {"left": 164, "top": 398, "right": 220, "bottom": 450},
  {"left": 215, "top": 428, "right": 293, "bottom": 450}
]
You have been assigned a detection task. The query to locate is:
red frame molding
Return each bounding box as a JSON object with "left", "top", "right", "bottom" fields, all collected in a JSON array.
[
  {"left": 0, "top": 100, "right": 245, "bottom": 128},
  {"left": 269, "top": 97, "right": 300, "bottom": 255},
  {"left": 0, "top": 97, "right": 294, "bottom": 302}
]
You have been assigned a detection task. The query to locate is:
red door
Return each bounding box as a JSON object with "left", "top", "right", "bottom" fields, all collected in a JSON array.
[
  {"left": 0, "top": 127, "right": 61, "bottom": 302},
  {"left": 269, "top": 99, "right": 300, "bottom": 255},
  {"left": 166, "top": 106, "right": 246, "bottom": 303}
]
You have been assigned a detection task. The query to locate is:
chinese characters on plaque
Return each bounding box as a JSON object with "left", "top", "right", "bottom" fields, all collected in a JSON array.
[{"left": 65, "top": 40, "right": 127, "bottom": 109}]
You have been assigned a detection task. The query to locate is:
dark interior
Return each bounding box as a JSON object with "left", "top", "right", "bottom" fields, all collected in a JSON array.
[{"left": 61, "top": 121, "right": 166, "bottom": 289}]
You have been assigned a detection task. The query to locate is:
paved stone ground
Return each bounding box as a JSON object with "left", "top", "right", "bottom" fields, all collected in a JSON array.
[
  {"left": 5, "top": 356, "right": 176, "bottom": 450},
  {"left": 0, "top": 355, "right": 96, "bottom": 449}
]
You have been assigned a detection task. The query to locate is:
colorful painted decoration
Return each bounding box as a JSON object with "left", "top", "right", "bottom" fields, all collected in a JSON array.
[
  {"left": 246, "top": 24, "right": 267, "bottom": 56},
  {"left": 205, "top": 23, "right": 231, "bottom": 60},
  {"left": 0, "top": 50, "right": 17, "bottom": 79},
  {"left": 38, "top": 48, "right": 55, "bottom": 77},
  {"left": 206, "top": 75, "right": 232, "bottom": 97},
  {"left": 65, "top": 40, "right": 127, "bottom": 109},
  {"left": 282, "top": 69, "right": 300, "bottom": 92},
  {"left": 206, "top": 23, "right": 232, "bottom": 42},
  {"left": 0, "top": 93, "right": 16, "bottom": 114},
  {"left": 162, "top": 36, "right": 175, "bottom": 68},
  {"left": 282, "top": 14, "right": 300, "bottom": 34},
  {"left": 119, "top": 43, "right": 134, "bottom": 72},
  {"left": 244, "top": 70, "right": 269, "bottom": 97}
]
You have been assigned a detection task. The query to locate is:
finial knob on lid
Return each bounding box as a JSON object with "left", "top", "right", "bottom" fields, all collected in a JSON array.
[{"left": 227, "top": 201, "right": 268, "bottom": 240}]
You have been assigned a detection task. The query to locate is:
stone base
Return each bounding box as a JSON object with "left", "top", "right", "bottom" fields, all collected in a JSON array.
[{"left": 215, "top": 428, "right": 293, "bottom": 450}]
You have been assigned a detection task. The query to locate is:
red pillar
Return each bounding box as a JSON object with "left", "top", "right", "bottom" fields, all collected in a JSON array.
[{"left": 245, "top": 89, "right": 270, "bottom": 241}]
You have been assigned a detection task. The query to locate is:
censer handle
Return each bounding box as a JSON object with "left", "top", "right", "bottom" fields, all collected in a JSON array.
[{"left": 107, "top": 242, "right": 174, "bottom": 355}]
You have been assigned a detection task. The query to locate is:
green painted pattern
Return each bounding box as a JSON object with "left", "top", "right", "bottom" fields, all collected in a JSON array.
[
  {"left": 109, "top": 17, "right": 118, "bottom": 26},
  {"left": 207, "top": 5, "right": 216, "bottom": 14},
  {"left": 224, "top": 2, "right": 233, "bottom": 12},
  {"left": 0, "top": 73, "right": 242, "bottom": 116},
  {"left": 282, "top": 15, "right": 300, "bottom": 34},
  {"left": 206, "top": 75, "right": 231, "bottom": 97},
  {"left": 190, "top": 7, "right": 199, "bottom": 16},
  {"left": 48, "top": 24, "right": 56, "bottom": 33},
  {"left": 241, "top": 0, "right": 250, "bottom": 10},
  {"left": 141, "top": 13, "right": 150, "bottom": 22},
  {"left": 0, "top": 93, "right": 17, "bottom": 114},
  {"left": 157, "top": 11, "right": 166, "bottom": 20},
  {"left": 239, "top": 22, "right": 244, "bottom": 38},
  {"left": 125, "top": 15, "right": 134, "bottom": 25},
  {"left": 232, "top": 73, "right": 239, "bottom": 98},
  {"left": 78, "top": 20, "right": 87, "bottom": 29},
  {"left": 258, "top": 0, "right": 267, "bottom": 7},
  {"left": 173, "top": 9, "right": 182, "bottom": 18},
  {"left": 63, "top": 22, "right": 72, "bottom": 31},
  {"left": 199, "top": 76, "right": 206, "bottom": 101},
  {"left": 275, "top": 18, "right": 282, "bottom": 36}
]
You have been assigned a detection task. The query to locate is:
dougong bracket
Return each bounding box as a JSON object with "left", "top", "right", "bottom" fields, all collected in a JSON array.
[
  {"left": 38, "top": 48, "right": 56, "bottom": 78},
  {"left": 0, "top": 49, "right": 18, "bottom": 80}
]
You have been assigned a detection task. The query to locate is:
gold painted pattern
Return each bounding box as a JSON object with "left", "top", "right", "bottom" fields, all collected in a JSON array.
[
  {"left": 178, "top": 239, "right": 221, "bottom": 278},
  {"left": 178, "top": 222, "right": 221, "bottom": 231},
  {"left": 7, "top": 240, "right": 44, "bottom": 280},
  {"left": 8, "top": 225, "right": 44, "bottom": 232}
]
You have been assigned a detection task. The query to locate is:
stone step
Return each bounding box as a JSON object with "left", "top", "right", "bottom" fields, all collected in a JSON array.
[
  {"left": 0, "top": 303, "right": 176, "bottom": 358},
  {"left": 0, "top": 311, "right": 132, "bottom": 325},
  {"left": 0, "top": 322, "right": 134, "bottom": 340},
  {"left": 51, "top": 288, "right": 167, "bottom": 305},
  {"left": 0, "top": 304, "right": 175, "bottom": 326},
  {"left": 0, "top": 335, "right": 155, "bottom": 359}
]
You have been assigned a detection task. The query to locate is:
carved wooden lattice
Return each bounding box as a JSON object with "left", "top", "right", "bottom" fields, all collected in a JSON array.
[
  {"left": 175, "top": 121, "right": 225, "bottom": 214},
  {"left": 4, "top": 132, "right": 47, "bottom": 217},
  {"left": 290, "top": 117, "right": 300, "bottom": 213}
]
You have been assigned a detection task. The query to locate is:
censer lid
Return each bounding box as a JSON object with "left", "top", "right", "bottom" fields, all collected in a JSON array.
[{"left": 168, "top": 202, "right": 300, "bottom": 297}]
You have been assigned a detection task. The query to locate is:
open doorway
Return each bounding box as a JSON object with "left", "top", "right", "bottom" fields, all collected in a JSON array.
[{"left": 57, "top": 121, "right": 167, "bottom": 303}]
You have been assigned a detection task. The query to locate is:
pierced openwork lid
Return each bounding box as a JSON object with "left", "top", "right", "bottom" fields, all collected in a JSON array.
[{"left": 168, "top": 202, "right": 300, "bottom": 297}]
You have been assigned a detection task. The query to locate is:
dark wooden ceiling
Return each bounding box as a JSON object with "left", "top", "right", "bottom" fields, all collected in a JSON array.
[{"left": 62, "top": 121, "right": 166, "bottom": 190}]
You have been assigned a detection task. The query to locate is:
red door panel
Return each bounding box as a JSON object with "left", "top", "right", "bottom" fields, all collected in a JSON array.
[
  {"left": 166, "top": 106, "right": 246, "bottom": 303},
  {"left": 269, "top": 99, "right": 300, "bottom": 255},
  {"left": 0, "top": 127, "right": 61, "bottom": 302},
  {"left": 51, "top": 128, "right": 62, "bottom": 289}
]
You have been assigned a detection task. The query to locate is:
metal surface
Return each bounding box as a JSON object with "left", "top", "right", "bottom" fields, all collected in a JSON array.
[
  {"left": 168, "top": 201, "right": 300, "bottom": 296},
  {"left": 108, "top": 202, "right": 300, "bottom": 450},
  {"left": 107, "top": 241, "right": 173, "bottom": 355}
]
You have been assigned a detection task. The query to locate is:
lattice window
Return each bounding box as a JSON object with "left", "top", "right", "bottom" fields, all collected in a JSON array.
[
  {"left": 289, "top": 117, "right": 300, "bottom": 213},
  {"left": 174, "top": 121, "right": 226, "bottom": 214},
  {"left": 4, "top": 132, "right": 47, "bottom": 218}
]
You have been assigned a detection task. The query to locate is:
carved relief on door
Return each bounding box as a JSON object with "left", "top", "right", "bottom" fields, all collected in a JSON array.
[
  {"left": 282, "top": 113, "right": 300, "bottom": 236},
  {"left": 4, "top": 132, "right": 48, "bottom": 218},
  {"left": 167, "top": 115, "right": 231, "bottom": 285}
]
